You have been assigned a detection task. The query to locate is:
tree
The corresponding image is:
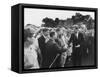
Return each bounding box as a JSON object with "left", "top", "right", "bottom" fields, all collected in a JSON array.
[
  {"left": 42, "top": 17, "right": 58, "bottom": 28},
  {"left": 71, "top": 13, "right": 94, "bottom": 30},
  {"left": 55, "top": 18, "right": 59, "bottom": 26}
]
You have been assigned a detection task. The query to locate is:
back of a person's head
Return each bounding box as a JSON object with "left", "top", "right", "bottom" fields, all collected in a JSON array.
[
  {"left": 42, "top": 28, "right": 48, "bottom": 33},
  {"left": 56, "top": 28, "right": 60, "bottom": 32},
  {"left": 50, "top": 31, "right": 55, "bottom": 38}
]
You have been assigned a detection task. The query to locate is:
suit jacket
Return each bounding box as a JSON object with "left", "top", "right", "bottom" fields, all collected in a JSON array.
[
  {"left": 38, "top": 35, "right": 46, "bottom": 68},
  {"left": 38, "top": 35, "right": 45, "bottom": 51},
  {"left": 43, "top": 39, "right": 66, "bottom": 68},
  {"left": 68, "top": 32, "right": 84, "bottom": 52}
]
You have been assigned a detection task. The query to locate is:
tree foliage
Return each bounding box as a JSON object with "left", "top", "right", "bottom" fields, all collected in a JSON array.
[{"left": 42, "top": 13, "right": 94, "bottom": 30}]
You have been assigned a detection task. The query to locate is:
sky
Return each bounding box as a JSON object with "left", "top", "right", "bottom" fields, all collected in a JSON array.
[{"left": 24, "top": 8, "right": 95, "bottom": 27}]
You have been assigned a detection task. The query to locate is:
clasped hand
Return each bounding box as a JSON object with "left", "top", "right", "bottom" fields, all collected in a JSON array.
[{"left": 75, "top": 44, "right": 80, "bottom": 47}]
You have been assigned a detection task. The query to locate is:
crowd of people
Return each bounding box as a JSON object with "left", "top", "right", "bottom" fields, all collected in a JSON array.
[{"left": 24, "top": 24, "right": 94, "bottom": 69}]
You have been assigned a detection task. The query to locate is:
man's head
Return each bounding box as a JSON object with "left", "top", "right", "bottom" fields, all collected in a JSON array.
[
  {"left": 50, "top": 31, "right": 57, "bottom": 39},
  {"left": 73, "top": 25, "right": 79, "bottom": 33},
  {"left": 42, "top": 28, "right": 49, "bottom": 37},
  {"left": 56, "top": 28, "right": 62, "bottom": 35}
]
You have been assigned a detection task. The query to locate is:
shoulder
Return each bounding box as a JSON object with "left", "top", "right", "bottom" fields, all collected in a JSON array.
[
  {"left": 33, "top": 38, "right": 38, "bottom": 45},
  {"left": 47, "top": 39, "right": 53, "bottom": 44},
  {"left": 38, "top": 35, "right": 44, "bottom": 40},
  {"left": 55, "top": 39, "right": 60, "bottom": 43},
  {"left": 71, "top": 33, "right": 75, "bottom": 37},
  {"left": 79, "top": 32, "right": 83, "bottom": 36},
  {"left": 46, "top": 40, "right": 53, "bottom": 49},
  {"left": 71, "top": 33, "right": 74, "bottom": 35},
  {"left": 47, "top": 39, "right": 56, "bottom": 46}
]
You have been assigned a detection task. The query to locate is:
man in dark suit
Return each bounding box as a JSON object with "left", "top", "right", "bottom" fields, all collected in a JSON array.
[
  {"left": 68, "top": 25, "right": 84, "bottom": 66},
  {"left": 44, "top": 31, "right": 67, "bottom": 68},
  {"left": 38, "top": 29, "right": 49, "bottom": 68}
]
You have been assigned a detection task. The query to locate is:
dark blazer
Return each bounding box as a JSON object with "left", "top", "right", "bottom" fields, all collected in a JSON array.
[
  {"left": 44, "top": 39, "right": 66, "bottom": 68},
  {"left": 38, "top": 35, "right": 46, "bottom": 68},
  {"left": 38, "top": 35, "right": 45, "bottom": 52},
  {"left": 69, "top": 32, "right": 84, "bottom": 48},
  {"left": 68, "top": 32, "right": 84, "bottom": 55},
  {"left": 68, "top": 32, "right": 84, "bottom": 66}
]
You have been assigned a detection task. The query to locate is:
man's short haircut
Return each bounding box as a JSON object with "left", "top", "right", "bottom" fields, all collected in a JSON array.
[
  {"left": 42, "top": 28, "right": 48, "bottom": 32},
  {"left": 56, "top": 28, "right": 60, "bottom": 32},
  {"left": 73, "top": 25, "right": 79, "bottom": 30},
  {"left": 50, "top": 31, "right": 55, "bottom": 37}
]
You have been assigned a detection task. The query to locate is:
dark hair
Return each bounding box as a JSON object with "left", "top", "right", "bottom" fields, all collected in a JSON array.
[
  {"left": 24, "top": 29, "right": 33, "bottom": 42},
  {"left": 50, "top": 32, "right": 55, "bottom": 37},
  {"left": 75, "top": 27, "right": 78, "bottom": 30},
  {"left": 42, "top": 28, "right": 48, "bottom": 32},
  {"left": 56, "top": 28, "right": 60, "bottom": 32}
]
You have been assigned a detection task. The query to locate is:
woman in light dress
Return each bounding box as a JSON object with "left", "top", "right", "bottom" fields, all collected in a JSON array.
[{"left": 24, "top": 29, "right": 41, "bottom": 69}]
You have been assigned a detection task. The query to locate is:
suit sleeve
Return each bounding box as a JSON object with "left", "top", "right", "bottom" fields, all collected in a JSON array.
[
  {"left": 68, "top": 33, "right": 73, "bottom": 45},
  {"left": 79, "top": 33, "right": 84, "bottom": 46},
  {"left": 53, "top": 43, "right": 66, "bottom": 54},
  {"left": 38, "top": 37, "right": 45, "bottom": 50}
]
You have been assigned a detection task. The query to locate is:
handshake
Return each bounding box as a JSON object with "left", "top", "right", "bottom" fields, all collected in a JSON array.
[{"left": 75, "top": 44, "right": 80, "bottom": 47}]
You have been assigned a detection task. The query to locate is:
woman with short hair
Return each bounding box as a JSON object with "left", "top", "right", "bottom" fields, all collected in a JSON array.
[{"left": 24, "top": 29, "right": 40, "bottom": 69}]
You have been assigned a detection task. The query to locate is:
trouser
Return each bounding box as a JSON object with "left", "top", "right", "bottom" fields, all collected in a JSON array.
[
  {"left": 60, "top": 52, "right": 68, "bottom": 67},
  {"left": 72, "top": 47, "right": 82, "bottom": 66}
]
